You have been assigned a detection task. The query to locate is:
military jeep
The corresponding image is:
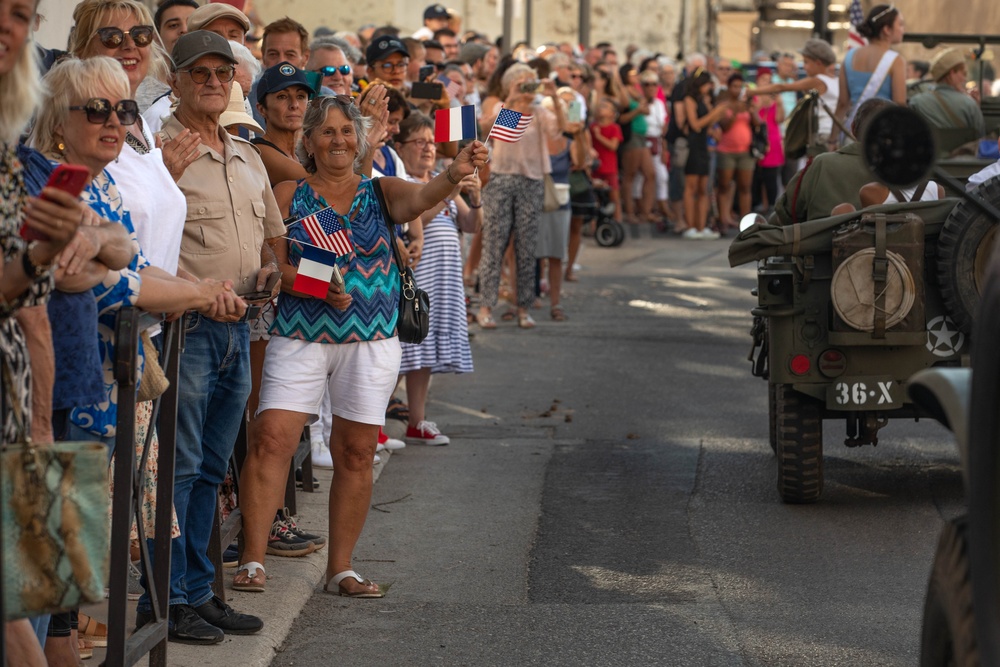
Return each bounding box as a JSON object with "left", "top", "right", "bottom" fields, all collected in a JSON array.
[{"left": 729, "top": 107, "right": 1000, "bottom": 504}]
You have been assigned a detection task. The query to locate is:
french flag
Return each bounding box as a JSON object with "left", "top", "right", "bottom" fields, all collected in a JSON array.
[
  {"left": 293, "top": 244, "right": 338, "bottom": 298},
  {"left": 434, "top": 105, "right": 477, "bottom": 143}
]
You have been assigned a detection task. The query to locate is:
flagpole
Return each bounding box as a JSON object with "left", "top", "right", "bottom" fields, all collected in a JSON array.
[{"left": 282, "top": 235, "right": 340, "bottom": 256}]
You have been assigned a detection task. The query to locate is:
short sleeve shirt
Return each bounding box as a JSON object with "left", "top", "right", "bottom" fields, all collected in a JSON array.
[{"left": 160, "top": 115, "right": 285, "bottom": 295}]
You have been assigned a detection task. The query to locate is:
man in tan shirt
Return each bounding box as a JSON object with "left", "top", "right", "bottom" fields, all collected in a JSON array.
[{"left": 136, "top": 30, "right": 283, "bottom": 645}]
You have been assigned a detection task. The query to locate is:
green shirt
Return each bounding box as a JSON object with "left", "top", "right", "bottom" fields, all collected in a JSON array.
[
  {"left": 774, "top": 143, "right": 873, "bottom": 225},
  {"left": 909, "top": 84, "right": 985, "bottom": 138}
]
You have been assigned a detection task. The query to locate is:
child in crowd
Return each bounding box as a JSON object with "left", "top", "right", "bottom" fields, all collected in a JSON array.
[{"left": 590, "top": 98, "right": 624, "bottom": 223}]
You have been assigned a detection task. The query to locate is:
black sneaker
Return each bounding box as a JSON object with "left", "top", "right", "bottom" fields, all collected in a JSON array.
[
  {"left": 222, "top": 543, "right": 239, "bottom": 568},
  {"left": 193, "top": 595, "right": 263, "bottom": 635},
  {"left": 266, "top": 519, "right": 315, "bottom": 557},
  {"left": 276, "top": 508, "right": 327, "bottom": 549},
  {"left": 136, "top": 604, "right": 224, "bottom": 645}
]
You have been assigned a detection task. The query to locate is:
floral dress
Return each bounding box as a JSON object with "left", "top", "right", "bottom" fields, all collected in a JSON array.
[{"left": 0, "top": 144, "right": 53, "bottom": 445}]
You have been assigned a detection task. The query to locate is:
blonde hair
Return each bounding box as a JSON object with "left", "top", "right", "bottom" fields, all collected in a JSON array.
[
  {"left": 69, "top": 0, "right": 170, "bottom": 86},
  {"left": 0, "top": 3, "right": 42, "bottom": 143},
  {"left": 29, "top": 56, "right": 131, "bottom": 158}
]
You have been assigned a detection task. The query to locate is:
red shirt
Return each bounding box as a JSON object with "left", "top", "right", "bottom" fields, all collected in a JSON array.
[{"left": 591, "top": 122, "right": 623, "bottom": 175}]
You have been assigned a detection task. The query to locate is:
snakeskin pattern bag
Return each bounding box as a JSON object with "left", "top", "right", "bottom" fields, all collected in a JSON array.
[{"left": 2, "top": 360, "right": 110, "bottom": 620}]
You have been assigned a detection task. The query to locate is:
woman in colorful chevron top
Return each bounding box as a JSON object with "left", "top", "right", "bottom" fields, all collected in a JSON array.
[{"left": 236, "top": 94, "right": 487, "bottom": 598}]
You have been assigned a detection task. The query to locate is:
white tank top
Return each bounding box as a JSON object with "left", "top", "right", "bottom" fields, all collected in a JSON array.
[
  {"left": 816, "top": 73, "right": 839, "bottom": 137},
  {"left": 883, "top": 181, "right": 940, "bottom": 204}
]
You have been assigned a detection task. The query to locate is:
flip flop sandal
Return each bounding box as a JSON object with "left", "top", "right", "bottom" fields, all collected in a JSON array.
[
  {"left": 500, "top": 309, "right": 517, "bottom": 321},
  {"left": 386, "top": 397, "right": 409, "bottom": 421},
  {"left": 518, "top": 313, "right": 537, "bottom": 329},
  {"left": 78, "top": 613, "right": 108, "bottom": 648},
  {"left": 233, "top": 561, "right": 267, "bottom": 593},
  {"left": 79, "top": 637, "right": 94, "bottom": 660},
  {"left": 475, "top": 312, "right": 497, "bottom": 329},
  {"left": 325, "top": 570, "right": 385, "bottom": 598},
  {"left": 550, "top": 306, "right": 568, "bottom": 321}
]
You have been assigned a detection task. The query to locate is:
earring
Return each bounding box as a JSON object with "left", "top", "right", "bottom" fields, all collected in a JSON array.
[{"left": 57, "top": 141, "right": 66, "bottom": 153}]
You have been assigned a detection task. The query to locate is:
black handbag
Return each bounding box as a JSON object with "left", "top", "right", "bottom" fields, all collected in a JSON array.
[
  {"left": 371, "top": 178, "right": 430, "bottom": 344},
  {"left": 750, "top": 123, "right": 770, "bottom": 160}
]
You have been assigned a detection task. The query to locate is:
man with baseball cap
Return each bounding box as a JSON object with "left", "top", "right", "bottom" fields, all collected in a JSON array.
[
  {"left": 366, "top": 36, "right": 410, "bottom": 88},
  {"left": 186, "top": 2, "right": 251, "bottom": 44},
  {"left": 909, "top": 47, "right": 985, "bottom": 148},
  {"left": 134, "top": 30, "right": 283, "bottom": 645}
]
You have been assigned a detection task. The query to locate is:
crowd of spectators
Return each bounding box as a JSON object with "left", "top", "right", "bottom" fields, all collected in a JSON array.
[{"left": 1, "top": 0, "right": 997, "bottom": 663}]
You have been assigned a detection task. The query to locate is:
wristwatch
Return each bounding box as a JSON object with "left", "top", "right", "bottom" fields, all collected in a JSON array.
[{"left": 22, "top": 242, "right": 53, "bottom": 278}]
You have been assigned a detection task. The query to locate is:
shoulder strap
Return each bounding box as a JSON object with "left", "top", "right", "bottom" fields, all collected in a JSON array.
[
  {"left": 932, "top": 90, "right": 967, "bottom": 128},
  {"left": 371, "top": 178, "right": 405, "bottom": 271}
]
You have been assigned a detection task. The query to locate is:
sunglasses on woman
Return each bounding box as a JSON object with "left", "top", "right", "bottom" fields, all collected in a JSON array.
[
  {"left": 177, "top": 64, "right": 237, "bottom": 84},
  {"left": 94, "top": 25, "right": 156, "bottom": 49},
  {"left": 68, "top": 98, "right": 139, "bottom": 125},
  {"left": 315, "top": 65, "right": 351, "bottom": 76}
]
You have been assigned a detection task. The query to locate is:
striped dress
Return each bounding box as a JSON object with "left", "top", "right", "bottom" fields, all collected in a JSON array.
[{"left": 399, "top": 183, "right": 473, "bottom": 375}]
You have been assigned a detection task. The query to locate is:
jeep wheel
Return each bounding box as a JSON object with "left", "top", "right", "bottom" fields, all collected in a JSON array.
[
  {"left": 774, "top": 384, "right": 823, "bottom": 503},
  {"left": 768, "top": 383, "right": 777, "bottom": 454},
  {"left": 936, "top": 178, "right": 1000, "bottom": 335},
  {"left": 919, "top": 517, "right": 979, "bottom": 667}
]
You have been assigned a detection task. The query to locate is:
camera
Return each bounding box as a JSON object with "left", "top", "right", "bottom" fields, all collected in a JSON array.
[{"left": 519, "top": 80, "right": 543, "bottom": 94}]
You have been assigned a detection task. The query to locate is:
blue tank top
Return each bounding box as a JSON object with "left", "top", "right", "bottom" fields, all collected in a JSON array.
[{"left": 845, "top": 49, "right": 894, "bottom": 105}]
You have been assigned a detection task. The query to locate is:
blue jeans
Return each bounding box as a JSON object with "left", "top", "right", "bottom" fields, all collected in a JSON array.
[{"left": 137, "top": 314, "right": 250, "bottom": 612}]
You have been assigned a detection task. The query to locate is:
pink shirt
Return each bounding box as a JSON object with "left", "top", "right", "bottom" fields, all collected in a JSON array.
[{"left": 717, "top": 109, "right": 752, "bottom": 154}]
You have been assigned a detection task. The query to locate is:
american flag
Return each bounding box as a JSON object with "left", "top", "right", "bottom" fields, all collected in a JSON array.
[
  {"left": 489, "top": 108, "right": 532, "bottom": 143},
  {"left": 847, "top": 0, "right": 868, "bottom": 49},
  {"left": 297, "top": 207, "right": 353, "bottom": 256}
]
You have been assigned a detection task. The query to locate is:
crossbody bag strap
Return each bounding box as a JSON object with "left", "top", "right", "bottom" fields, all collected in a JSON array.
[
  {"left": 370, "top": 178, "right": 406, "bottom": 272},
  {"left": 932, "top": 90, "right": 966, "bottom": 128}
]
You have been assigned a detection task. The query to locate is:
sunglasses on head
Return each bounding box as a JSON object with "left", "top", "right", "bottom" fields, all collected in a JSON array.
[
  {"left": 69, "top": 98, "right": 139, "bottom": 125},
  {"left": 316, "top": 65, "right": 351, "bottom": 76},
  {"left": 94, "top": 25, "right": 155, "bottom": 49},
  {"left": 311, "top": 94, "right": 355, "bottom": 109},
  {"left": 177, "top": 64, "right": 237, "bottom": 84}
]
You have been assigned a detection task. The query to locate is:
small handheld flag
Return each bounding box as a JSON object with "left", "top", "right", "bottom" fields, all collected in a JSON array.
[
  {"left": 489, "top": 107, "right": 532, "bottom": 143},
  {"left": 293, "top": 244, "right": 339, "bottom": 298},
  {"left": 435, "top": 105, "right": 477, "bottom": 143},
  {"left": 297, "top": 207, "right": 353, "bottom": 256},
  {"left": 847, "top": 0, "right": 868, "bottom": 49}
]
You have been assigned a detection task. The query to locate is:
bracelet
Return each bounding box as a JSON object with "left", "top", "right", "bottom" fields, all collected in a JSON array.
[
  {"left": 469, "top": 202, "right": 482, "bottom": 209},
  {"left": 445, "top": 163, "right": 461, "bottom": 185},
  {"left": 21, "top": 242, "right": 52, "bottom": 279}
]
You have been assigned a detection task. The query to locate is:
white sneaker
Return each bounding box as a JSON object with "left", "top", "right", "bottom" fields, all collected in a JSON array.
[
  {"left": 405, "top": 420, "right": 450, "bottom": 446},
  {"left": 701, "top": 228, "right": 721, "bottom": 240},
  {"left": 311, "top": 441, "right": 333, "bottom": 469},
  {"left": 681, "top": 227, "right": 701, "bottom": 239},
  {"left": 377, "top": 427, "right": 406, "bottom": 451},
  {"left": 373, "top": 453, "right": 382, "bottom": 464}
]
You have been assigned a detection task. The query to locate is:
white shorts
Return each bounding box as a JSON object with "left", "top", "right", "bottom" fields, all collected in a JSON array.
[{"left": 257, "top": 335, "right": 402, "bottom": 425}]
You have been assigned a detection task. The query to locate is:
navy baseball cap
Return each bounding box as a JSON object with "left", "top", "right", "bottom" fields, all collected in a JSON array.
[
  {"left": 365, "top": 37, "right": 409, "bottom": 65},
  {"left": 424, "top": 4, "right": 451, "bottom": 20},
  {"left": 257, "top": 61, "right": 316, "bottom": 99}
]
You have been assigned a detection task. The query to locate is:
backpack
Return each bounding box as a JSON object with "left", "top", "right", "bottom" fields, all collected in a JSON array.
[{"left": 783, "top": 91, "right": 819, "bottom": 160}]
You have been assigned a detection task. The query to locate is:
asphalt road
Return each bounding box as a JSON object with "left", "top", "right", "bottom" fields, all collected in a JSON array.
[{"left": 271, "top": 230, "right": 963, "bottom": 667}]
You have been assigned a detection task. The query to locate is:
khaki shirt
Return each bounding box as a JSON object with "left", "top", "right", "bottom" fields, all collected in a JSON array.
[
  {"left": 160, "top": 115, "right": 284, "bottom": 295},
  {"left": 774, "top": 143, "right": 873, "bottom": 226}
]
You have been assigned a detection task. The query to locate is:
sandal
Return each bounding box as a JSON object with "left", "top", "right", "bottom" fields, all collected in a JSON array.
[
  {"left": 386, "top": 397, "right": 409, "bottom": 421},
  {"left": 78, "top": 613, "right": 108, "bottom": 648},
  {"left": 324, "top": 570, "right": 384, "bottom": 598},
  {"left": 500, "top": 308, "right": 517, "bottom": 322},
  {"left": 78, "top": 637, "right": 94, "bottom": 660},
  {"left": 233, "top": 561, "right": 267, "bottom": 593},
  {"left": 550, "top": 306, "right": 567, "bottom": 321},
  {"left": 518, "top": 313, "right": 536, "bottom": 329},
  {"left": 475, "top": 311, "right": 497, "bottom": 329}
]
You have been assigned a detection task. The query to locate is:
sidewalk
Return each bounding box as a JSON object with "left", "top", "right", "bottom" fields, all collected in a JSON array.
[{"left": 87, "top": 419, "right": 405, "bottom": 667}]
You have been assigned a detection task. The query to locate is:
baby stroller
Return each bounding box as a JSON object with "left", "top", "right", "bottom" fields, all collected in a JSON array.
[{"left": 588, "top": 181, "right": 626, "bottom": 247}]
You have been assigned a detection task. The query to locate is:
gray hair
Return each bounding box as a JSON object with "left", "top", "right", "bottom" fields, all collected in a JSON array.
[
  {"left": 296, "top": 96, "right": 373, "bottom": 174},
  {"left": 685, "top": 52, "right": 706, "bottom": 70},
  {"left": 311, "top": 36, "right": 361, "bottom": 65},
  {"left": 229, "top": 40, "right": 261, "bottom": 82},
  {"left": 500, "top": 63, "right": 535, "bottom": 97},
  {"left": 546, "top": 52, "right": 570, "bottom": 69}
]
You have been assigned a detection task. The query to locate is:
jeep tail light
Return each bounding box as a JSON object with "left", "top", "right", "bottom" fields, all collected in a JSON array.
[
  {"left": 818, "top": 349, "right": 847, "bottom": 378},
  {"left": 789, "top": 354, "right": 811, "bottom": 376}
]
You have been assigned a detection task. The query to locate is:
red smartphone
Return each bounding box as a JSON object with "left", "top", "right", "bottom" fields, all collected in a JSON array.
[{"left": 20, "top": 163, "right": 91, "bottom": 242}]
